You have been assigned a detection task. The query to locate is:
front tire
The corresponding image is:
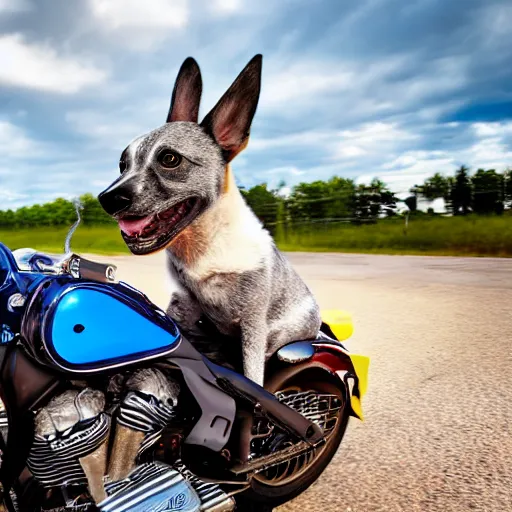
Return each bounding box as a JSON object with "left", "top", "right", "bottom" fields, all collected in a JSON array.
[{"left": 236, "top": 367, "right": 350, "bottom": 510}]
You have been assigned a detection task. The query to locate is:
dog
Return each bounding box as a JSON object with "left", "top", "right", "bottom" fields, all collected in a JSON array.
[{"left": 98, "top": 55, "right": 321, "bottom": 386}]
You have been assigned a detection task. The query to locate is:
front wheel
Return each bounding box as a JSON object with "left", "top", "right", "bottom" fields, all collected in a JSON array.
[{"left": 236, "top": 367, "right": 350, "bottom": 510}]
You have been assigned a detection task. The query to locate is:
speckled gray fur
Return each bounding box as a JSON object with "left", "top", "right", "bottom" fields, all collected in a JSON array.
[{"left": 101, "top": 122, "right": 225, "bottom": 221}]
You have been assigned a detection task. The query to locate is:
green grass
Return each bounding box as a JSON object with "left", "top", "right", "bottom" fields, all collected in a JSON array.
[
  {"left": 1, "top": 215, "right": 512, "bottom": 257},
  {"left": 275, "top": 215, "right": 512, "bottom": 257},
  {"left": 0, "top": 225, "right": 130, "bottom": 255}
]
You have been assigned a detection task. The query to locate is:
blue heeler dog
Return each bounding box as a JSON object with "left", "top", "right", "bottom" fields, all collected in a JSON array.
[{"left": 98, "top": 55, "right": 321, "bottom": 386}]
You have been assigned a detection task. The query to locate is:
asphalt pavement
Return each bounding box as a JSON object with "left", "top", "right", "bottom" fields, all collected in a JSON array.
[{"left": 104, "top": 251, "right": 512, "bottom": 512}]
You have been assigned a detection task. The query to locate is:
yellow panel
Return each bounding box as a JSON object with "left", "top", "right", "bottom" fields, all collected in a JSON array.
[
  {"left": 321, "top": 309, "right": 354, "bottom": 341},
  {"left": 321, "top": 310, "right": 369, "bottom": 421},
  {"left": 349, "top": 353, "right": 369, "bottom": 397},
  {"left": 348, "top": 353, "right": 370, "bottom": 421},
  {"left": 350, "top": 396, "right": 364, "bottom": 421}
]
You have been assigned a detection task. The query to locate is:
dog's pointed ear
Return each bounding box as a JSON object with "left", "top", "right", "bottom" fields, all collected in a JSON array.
[
  {"left": 200, "top": 54, "right": 262, "bottom": 162},
  {"left": 167, "top": 57, "right": 203, "bottom": 123}
]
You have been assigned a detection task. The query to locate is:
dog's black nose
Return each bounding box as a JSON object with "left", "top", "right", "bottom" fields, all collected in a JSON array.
[{"left": 98, "top": 187, "right": 133, "bottom": 216}]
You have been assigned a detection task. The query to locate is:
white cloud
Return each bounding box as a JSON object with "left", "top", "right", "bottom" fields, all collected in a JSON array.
[
  {"left": 0, "top": 0, "right": 31, "bottom": 12},
  {"left": 91, "top": 179, "right": 111, "bottom": 188},
  {"left": 0, "top": 121, "right": 43, "bottom": 159},
  {"left": 340, "top": 122, "right": 417, "bottom": 142},
  {"left": 338, "top": 145, "right": 366, "bottom": 157},
  {"left": 397, "top": 57, "right": 469, "bottom": 103},
  {"left": 381, "top": 150, "right": 449, "bottom": 171},
  {"left": 0, "top": 34, "right": 106, "bottom": 93},
  {"left": 472, "top": 121, "right": 512, "bottom": 138},
  {"left": 465, "top": 136, "right": 512, "bottom": 169},
  {"left": 251, "top": 131, "right": 333, "bottom": 151},
  {"left": 479, "top": 3, "right": 512, "bottom": 49},
  {"left": 0, "top": 158, "right": 114, "bottom": 209},
  {"left": 211, "top": 0, "right": 241, "bottom": 14},
  {"left": 261, "top": 61, "right": 355, "bottom": 109},
  {"left": 369, "top": 152, "right": 456, "bottom": 194},
  {"left": 369, "top": 120, "right": 512, "bottom": 194},
  {"left": 256, "top": 52, "right": 468, "bottom": 123},
  {"left": 89, "top": 0, "right": 188, "bottom": 29},
  {"left": 0, "top": 0, "right": 33, "bottom": 14},
  {"left": 65, "top": 110, "right": 145, "bottom": 149},
  {"left": 277, "top": 186, "right": 292, "bottom": 197},
  {"left": 0, "top": 188, "right": 29, "bottom": 207},
  {"left": 382, "top": 154, "right": 417, "bottom": 169},
  {"left": 473, "top": 123, "right": 500, "bottom": 137},
  {"left": 252, "top": 122, "right": 417, "bottom": 158},
  {"left": 461, "top": 121, "right": 512, "bottom": 170},
  {"left": 333, "top": 122, "right": 419, "bottom": 160},
  {"left": 263, "top": 165, "right": 305, "bottom": 177}
]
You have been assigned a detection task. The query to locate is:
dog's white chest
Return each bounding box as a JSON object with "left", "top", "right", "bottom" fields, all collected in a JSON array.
[{"left": 187, "top": 200, "right": 272, "bottom": 282}]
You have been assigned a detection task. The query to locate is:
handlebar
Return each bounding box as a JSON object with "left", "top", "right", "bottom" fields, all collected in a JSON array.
[
  {"left": 6, "top": 246, "right": 117, "bottom": 284},
  {"left": 61, "top": 254, "right": 117, "bottom": 283}
]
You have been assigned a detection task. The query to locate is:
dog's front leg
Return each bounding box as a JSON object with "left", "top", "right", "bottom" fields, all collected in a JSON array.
[
  {"left": 166, "top": 258, "right": 203, "bottom": 335},
  {"left": 238, "top": 313, "right": 268, "bottom": 464},
  {"left": 240, "top": 316, "right": 268, "bottom": 387}
]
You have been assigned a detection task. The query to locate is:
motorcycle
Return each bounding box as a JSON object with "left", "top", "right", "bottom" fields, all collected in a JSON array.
[{"left": 0, "top": 211, "right": 369, "bottom": 512}]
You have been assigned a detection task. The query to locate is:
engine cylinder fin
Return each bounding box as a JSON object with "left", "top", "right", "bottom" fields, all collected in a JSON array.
[{"left": 27, "top": 412, "right": 110, "bottom": 488}]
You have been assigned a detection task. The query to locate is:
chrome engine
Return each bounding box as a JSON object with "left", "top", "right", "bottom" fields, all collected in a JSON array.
[
  {"left": 99, "top": 461, "right": 234, "bottom": 512},
  {"left": 108, "top": 368, "right": 180, "bottom": 482},
  {"left": 100, "top": 462, "right": 201, "bottom": 512},
  {"left": 27, "top": 388, "right": 110, "bottom": 504},
  {"left": 26, "top": 369, "right": 235, "bottom": 512}
]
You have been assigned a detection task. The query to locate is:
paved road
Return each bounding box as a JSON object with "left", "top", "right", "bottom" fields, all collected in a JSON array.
[{"left": 105, "top": 251, "right": 512, "bottom": 512}]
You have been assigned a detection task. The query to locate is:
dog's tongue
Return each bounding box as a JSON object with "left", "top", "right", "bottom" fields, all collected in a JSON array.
[{"left": 118, "top": 215, "right": 153, "bottom": 237}]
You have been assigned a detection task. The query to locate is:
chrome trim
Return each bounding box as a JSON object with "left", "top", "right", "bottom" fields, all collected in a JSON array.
[
  {"left": 276, "top": 341, "right": 315, "bottom": 364},
  {"left": 106, "top": 265, "right": 116, "bottom": 282},
  {"left": 7, "top": 293, "right": 25, "bottom": 312},
  {"left": 68, "top": 255, "right": 81, "bottom": 278}
]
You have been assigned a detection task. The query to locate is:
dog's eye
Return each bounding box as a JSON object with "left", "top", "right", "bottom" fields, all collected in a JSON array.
[
  {"left": 119, "top": 160, "right": 127, "bottom": 174},
  {"left": 158, "top": 150, "right": 182, "bottom": 169}
]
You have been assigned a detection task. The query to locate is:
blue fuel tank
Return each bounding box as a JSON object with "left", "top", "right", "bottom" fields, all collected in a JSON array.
[{"left": 21, "top": 276, "right": 181, "bottom": 373}]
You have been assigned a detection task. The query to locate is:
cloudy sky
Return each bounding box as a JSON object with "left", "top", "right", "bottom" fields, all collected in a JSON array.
[{"left": 1, "top": 0, "right": 512, "bottom": 209}]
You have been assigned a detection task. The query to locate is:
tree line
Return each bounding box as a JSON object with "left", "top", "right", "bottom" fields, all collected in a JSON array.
[
  {"left": 0, "top": 194, "right": 114, "bottom": 228},
  {"left": 0, "top": 166, "right": 511, "bottom": 233},
  {"left": 409, "top": 166, "right": 512, "bottom": 215},
  {"left": 0, "top": 179, "right": 397, "bottom": 231}
]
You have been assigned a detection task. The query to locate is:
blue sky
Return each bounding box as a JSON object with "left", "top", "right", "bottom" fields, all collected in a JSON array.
[{"left": 1, "top": 0, "right": 512, "bottom": 209}]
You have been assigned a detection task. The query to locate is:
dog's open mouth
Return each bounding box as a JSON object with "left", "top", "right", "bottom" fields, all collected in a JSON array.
[{"left": 118, "top": 197, "right": 201, "bottom": 254}]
